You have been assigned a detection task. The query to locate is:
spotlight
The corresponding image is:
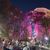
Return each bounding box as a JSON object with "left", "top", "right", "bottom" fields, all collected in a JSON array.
[{"left": 44, "top": 36, "right": 48, "bottom": 41}]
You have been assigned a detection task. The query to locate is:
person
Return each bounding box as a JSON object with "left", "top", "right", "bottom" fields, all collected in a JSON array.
[
  {"left": 0, "top": 38, "right": 3, "bottom": 50},
  {"left": 3, "top": 39, "right": 10, "bottom": 50},
  {"left": 23, "top": 45, "right": 28, "bottom": 50},
  {"left": 13, "top": 44, "right": 22, "bottom": 50},
  {"left": 15, "top": 40, "right": 19, "bottom": 46},
  {"left": 8, "top": 42, "right": 13, "bottom": 50},
  {"left": 3, "top": 45, "right": 10, "bottom": 50},
  {"left": 23, "top": 41, "right": 31, "bottom": 50}
]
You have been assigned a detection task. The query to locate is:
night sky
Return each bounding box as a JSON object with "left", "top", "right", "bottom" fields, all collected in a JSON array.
[{"left": 10, "top": 0, "right": 50, "bottom": 12}]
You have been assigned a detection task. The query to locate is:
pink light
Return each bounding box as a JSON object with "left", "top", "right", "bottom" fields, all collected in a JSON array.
[
  {"left": 27, "top": 24, "right": 32, "bottom": 37},
  {"left": 34, "top": 23, "right": 39, "bottom": 37}
]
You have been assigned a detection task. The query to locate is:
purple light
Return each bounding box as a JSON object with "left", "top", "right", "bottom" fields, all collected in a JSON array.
[{"left": 44, "top": 36, "right": 48, "bottom": 41}]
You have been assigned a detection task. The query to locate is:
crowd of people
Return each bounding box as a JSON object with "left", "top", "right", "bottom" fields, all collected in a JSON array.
[{"left": 0, "top": 37, "right": 49, "bottom": 50}]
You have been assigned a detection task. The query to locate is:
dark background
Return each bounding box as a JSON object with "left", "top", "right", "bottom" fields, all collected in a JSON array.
[{"left": 10, "top": 0, "right": 50, "bottom": 12}]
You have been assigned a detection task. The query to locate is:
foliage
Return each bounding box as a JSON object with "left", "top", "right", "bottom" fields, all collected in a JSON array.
[{"left": 40, "top": 17, "right": 50, "bottom": 27}]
